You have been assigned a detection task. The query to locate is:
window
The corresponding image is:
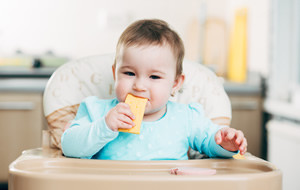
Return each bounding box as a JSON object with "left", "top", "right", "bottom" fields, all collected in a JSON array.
[{"left": 268, "top": 0, "right": 300, "bottom": 104}]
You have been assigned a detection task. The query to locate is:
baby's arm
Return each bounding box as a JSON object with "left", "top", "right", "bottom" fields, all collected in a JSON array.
[
  {"left": 188, "top": 103, "right": 245, "bottom": 158},
  {"left": 215, "top": 127, "right": 247, "bottom": 155},
  {"left": 61, "top": 98, "right": 120, "bottom": 158}
]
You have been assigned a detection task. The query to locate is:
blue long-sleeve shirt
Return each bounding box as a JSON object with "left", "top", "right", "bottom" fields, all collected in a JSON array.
[{"left": 61, "top": 97, "right": 236, "bottom": 160}]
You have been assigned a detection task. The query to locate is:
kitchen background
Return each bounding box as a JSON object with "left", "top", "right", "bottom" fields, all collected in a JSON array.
[{"left": 0, "top": 0, "right": 299, "bottom": 190}]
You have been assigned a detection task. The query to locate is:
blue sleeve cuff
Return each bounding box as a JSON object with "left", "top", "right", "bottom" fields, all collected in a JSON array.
[
  {"left": 95, "top": 117, "right": 119, "bottom": 143},
  {"left": 209, "top": 135, "right": 238, "bottom": 158}
]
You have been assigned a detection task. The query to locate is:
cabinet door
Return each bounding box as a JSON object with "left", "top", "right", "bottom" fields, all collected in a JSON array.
[
  {"left": 229, "top": 95, "right": 262, "bottom": 157},
  {"left": 0, "top": 93, "right": 44, "bottom": 182}
]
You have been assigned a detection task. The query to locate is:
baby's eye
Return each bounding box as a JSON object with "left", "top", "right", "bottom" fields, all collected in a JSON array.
[
  {"left": 150, "top": 75, "right": 161, "bottom": 79},
  {"left": 124, "top": 72, "right": 135, "bottom": 76}
]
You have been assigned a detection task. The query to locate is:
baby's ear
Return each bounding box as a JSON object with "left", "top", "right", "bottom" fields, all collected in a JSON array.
[{"left": 173, "top": 74, "right": 185, "bottom": 92}]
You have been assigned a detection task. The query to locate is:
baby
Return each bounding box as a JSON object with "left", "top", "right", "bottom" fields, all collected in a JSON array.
[{"left": 61, "top": 19, "right": 247, "bottom": 160}]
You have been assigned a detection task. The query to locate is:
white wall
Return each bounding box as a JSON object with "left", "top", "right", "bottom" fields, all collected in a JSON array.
[
  {"left": 0, "top": 0, "right": 202, "bottom": 59},
  {"left": 0, "top": 0, "right": 270, "bottom": 76}
]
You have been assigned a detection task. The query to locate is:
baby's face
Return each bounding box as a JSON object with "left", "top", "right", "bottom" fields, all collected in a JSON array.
[{"left": 113, "top": 44, "right": 180, "bottom": 121}]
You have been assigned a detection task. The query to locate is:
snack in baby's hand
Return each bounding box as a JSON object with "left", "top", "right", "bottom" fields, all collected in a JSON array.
[
  {"left": 233, "top": 153, "right": 245, "bottom": 159},
  {"left": 170, "top": 167, "right": 217, "bottom": 175},
  {"left": 118, "top": 94, "right": 147, "bottom": 134}
]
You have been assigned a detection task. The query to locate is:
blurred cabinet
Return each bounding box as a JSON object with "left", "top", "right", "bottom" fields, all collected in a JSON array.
[
  {"left": 0, "top": 92, "right": 45, "bottom": 182},
  {"left": 229, "top": 95, "right": 263, "bottom": 157}
]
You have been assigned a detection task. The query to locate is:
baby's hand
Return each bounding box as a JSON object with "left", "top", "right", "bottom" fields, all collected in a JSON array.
[
  {"left": 215, "top": 127, "right": 247, "bottom": 155},
  {"left": 105, "top": 103, "right": 135, "bottom": 132}
]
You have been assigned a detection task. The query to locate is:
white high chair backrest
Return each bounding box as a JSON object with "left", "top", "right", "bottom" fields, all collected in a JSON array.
[{"left": 43, "top": 54, "right": 231, "bottom": 149}]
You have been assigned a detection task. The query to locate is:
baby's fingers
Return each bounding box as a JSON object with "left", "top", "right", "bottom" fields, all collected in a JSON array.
[
  {"left": 116, "top": 103, "right": 135, "bottom": 120},
  {"left": 239, "top": 138, "right": 248, "bottom": 155},
  {"left": 215, "top": 130, "right": 223, "bottom": 144},
  {"left": 118, "top": 114, "right": 135, "bottom": 128},
  {"left": 235, "top": 130, "right": 244, "bottom": 145},
  {"left": 225, "top": 128, "right": 236, "bottom": 140},
  {"left": 118, "top": 121, "right": 134, "bottom": 130}
]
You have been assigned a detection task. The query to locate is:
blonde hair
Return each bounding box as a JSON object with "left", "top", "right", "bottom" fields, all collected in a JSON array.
[{"left": 114, "top": 19, "right": 185, "bottom": 77}]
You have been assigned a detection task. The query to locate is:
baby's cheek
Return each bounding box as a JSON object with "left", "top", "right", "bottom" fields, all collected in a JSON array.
[
  {"left": 115, "top": 82, "right": 128, "bottom": 102},
  {"left": 115, "top": 90, "right": 125, "bottom": 102},
  {"left": 144, "top": 101, "right": 151, "bottom": 112}
]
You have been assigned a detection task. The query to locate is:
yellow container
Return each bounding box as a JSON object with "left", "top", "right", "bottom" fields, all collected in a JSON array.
[{"left": 227, "top": 8, "right": 248, "bottom": 83}]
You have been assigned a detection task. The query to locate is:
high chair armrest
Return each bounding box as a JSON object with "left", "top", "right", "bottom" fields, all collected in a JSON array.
[
  {"left": 9, "top": 147, "right": 281, "bottom": 190},
  {"left": 42, "top": 130, "right": 51, "bottom": 148}
]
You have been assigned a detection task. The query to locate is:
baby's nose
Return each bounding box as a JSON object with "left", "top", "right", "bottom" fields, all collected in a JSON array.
[{"left": 133, "top": 78, "right": 147, "bottom": 91}]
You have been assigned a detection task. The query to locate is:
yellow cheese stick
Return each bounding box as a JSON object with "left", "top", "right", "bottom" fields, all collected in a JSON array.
[{"left": 118, "top": 94, "right": 147, "bottom": 134}]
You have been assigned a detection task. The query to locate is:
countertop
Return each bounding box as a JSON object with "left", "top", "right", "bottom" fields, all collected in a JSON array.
[
  {"left": 0, "top": 67, "right": 56, "bottom": 78},
  {"left": 224, "top": 81, "right": 262, "bottom": 95},
  {"left": 0, "top": 67, "right": 52, "bottom": 92},
  {"left": 0, "top": 78, "right": 49, "bottom": 93}
]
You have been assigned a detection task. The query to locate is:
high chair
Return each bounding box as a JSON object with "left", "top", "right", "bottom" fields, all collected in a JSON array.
[{"left": 9, "top": 54, "right": 281, "bottom": 190}]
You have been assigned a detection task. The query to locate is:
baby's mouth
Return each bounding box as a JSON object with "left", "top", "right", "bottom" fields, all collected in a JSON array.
[{"left": 128, "top": 93, "right": 149, "bottom": 101}]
